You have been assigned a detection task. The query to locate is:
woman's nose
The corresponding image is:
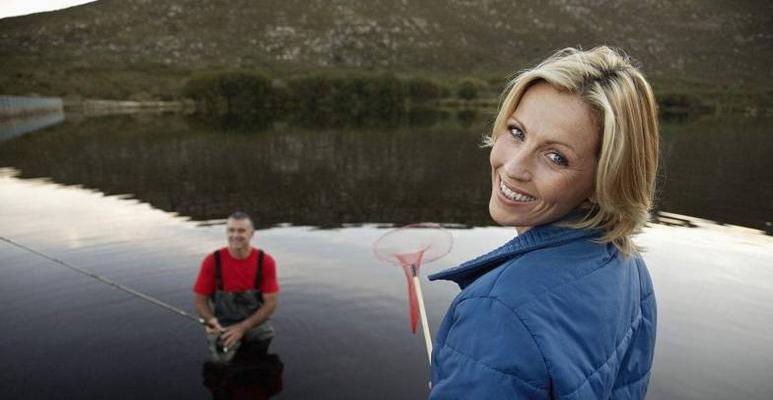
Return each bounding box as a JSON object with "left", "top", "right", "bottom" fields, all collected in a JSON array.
[{"left": 503, "top": 150, "right": 533, "bottom": 182}]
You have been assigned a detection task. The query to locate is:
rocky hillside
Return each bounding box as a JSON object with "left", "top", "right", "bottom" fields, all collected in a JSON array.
[{"left": 1, "top": 0, "right": 771, "bottom": 98}]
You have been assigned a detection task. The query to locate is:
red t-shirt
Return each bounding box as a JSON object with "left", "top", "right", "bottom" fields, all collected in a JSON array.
[{"left": 193, "top": 247, "right": 279, "bottom": 295}]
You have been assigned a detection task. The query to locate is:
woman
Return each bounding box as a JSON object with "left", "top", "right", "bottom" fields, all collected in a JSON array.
[{"left": 428, "top": 46, "right": 658, "bottom": 399}]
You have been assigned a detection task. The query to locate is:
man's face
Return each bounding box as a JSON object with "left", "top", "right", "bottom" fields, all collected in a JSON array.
[{"left": 226, "top": 218, "right": 254, "bottom": 252}]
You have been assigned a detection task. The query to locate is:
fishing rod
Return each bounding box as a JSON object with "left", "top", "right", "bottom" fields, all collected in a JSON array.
[{"left": 0, "top": 235, "right": 214, "bottom": 329}]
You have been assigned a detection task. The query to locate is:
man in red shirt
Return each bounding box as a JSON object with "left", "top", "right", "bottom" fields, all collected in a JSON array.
[{"left": 193, "top": 211, "right": 279, "bottom": 362}]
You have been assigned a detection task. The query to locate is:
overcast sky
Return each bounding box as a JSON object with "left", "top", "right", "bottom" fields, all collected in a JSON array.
[{"left": 0, "top": 1, "right": 99, "bottom": 19}]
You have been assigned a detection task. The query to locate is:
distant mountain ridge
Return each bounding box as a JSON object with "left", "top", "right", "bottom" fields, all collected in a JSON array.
[{"left": 1, "top": 0, "right": 771, "bottom": 97}]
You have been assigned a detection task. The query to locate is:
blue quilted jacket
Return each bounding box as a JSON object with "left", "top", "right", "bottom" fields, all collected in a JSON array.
[{"left": 428, "top": 223, "right": 656, "bottom": 399}]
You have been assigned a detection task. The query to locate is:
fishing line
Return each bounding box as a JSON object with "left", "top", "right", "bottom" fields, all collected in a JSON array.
[{"left": 0, "top": 235, "right": 209, "bottom": 327}]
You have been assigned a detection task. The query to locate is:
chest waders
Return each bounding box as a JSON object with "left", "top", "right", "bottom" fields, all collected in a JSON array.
[{"left": 208, "top": 249, "right": 275, "bottom": 363}]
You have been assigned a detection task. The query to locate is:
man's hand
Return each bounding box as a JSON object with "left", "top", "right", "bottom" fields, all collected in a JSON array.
[
  {"left": 205, "top": 317, "right": 224, "bottom": 335},
  {"left": 195, "top": 294, "right": 224, "bottom": 335},
  {"left": 220, "top": 322, "right": 249, "bottom": 348}
]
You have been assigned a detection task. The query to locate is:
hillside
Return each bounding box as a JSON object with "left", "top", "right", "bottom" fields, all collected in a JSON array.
[{"left": 1, "top": 0, "right": 771, "bottom": 99}]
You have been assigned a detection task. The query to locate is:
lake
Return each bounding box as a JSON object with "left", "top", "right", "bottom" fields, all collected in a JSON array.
[{"left": 0, "top": 112, "right": 771, "bottom": 399}]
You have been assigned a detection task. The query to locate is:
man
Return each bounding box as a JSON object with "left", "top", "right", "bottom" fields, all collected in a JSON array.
[{"left": 193, "top": 211, "right": 279, "bottom": 362}]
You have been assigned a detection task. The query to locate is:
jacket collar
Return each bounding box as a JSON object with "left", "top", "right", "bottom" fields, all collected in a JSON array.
[{"left": 428, "top": 220, "right": 598, "bottom": 288}]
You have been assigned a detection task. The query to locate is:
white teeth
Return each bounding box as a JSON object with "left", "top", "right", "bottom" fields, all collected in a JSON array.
[{"left": 499, "top": 180, "right": 536, "bottom": 202}]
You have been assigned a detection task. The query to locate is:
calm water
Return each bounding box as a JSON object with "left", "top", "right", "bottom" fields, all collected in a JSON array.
[{"left": 0, "top": 113, "right": 772, "bottom": 399}]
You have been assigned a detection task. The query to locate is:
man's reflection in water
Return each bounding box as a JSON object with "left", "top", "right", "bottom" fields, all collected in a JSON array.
[{"left": 202, "top": 342, "right": 284, "bottom": 399}]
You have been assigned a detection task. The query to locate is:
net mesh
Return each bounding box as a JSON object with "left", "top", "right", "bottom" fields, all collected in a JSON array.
[{"left": 373, "top": 223, "right": 453, "bottom": 332}]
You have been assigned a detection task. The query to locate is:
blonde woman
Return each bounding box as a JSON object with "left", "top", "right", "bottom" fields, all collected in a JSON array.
[{"left": 428, "top": 47, "right": 659, "bottom": 399}]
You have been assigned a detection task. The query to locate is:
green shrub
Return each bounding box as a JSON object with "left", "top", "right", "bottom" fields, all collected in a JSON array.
[
  {"left": 183, "top": 70, "right": 274, "bottom": 116},
  {"left": 404, "top": 77, "right": 443, "bottom": 102},
  {"left": 657, "top": 91, "right": 713, "bottom": 115},
  {"left": 286, "top": 72, "right": 406, "bottom": 126},
  {"left": 457, "top": 78, "right": 486, "bottom": 100}
]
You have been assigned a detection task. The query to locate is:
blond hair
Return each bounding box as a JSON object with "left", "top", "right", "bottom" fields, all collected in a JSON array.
[{"left": 489, "top": 46, "right": 659, "bottom": 255}]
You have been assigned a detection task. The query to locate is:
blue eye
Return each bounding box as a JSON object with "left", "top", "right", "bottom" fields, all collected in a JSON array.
[
  {"left": 547, "top": 152, "right": 569, "bottom": 167},
  {"left": 507, "top": 125, "right": 525, "bottom": 141}
]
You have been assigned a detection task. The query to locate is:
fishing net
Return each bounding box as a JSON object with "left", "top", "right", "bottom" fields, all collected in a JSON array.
[{"left": 373, "top": 223, "right": 453, "bottom": 333}]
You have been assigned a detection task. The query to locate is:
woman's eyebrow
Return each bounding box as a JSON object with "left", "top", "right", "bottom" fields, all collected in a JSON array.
[
  {"left": 543, "top": 139, "right": 577, "bottom": 153},
  {"left": 509, "top": 117, "right": 528, "bottom": 134},
  {"left": 512, "top": 116, "right": 578, "bottom": 154}
]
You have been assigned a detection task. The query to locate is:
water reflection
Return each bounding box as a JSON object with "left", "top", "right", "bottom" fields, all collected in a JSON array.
[
  {"left": 0, "top": 110, "right": 65, "bottom": 142},
  {"left": 202, "top": 352, "right": 284, "bottom": 399},
  {"left": 0, "top": 172, "right": 771, "bottom": 399},
  {"left": 0, "top": 113, "right": 493, "bottom": 227},
  {"left": 0, "top": 113, "right": 769, "bottom": 232},
  {"left": 657, "top": 116, "right": 773, "bottom": 230}
]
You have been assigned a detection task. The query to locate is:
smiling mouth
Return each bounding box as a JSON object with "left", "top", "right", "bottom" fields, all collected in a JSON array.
[{"left": 499, "top": 178, "right": 536, "bottom": 202}]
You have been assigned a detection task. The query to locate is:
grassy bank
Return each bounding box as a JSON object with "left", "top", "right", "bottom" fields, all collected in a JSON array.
[{"left": 2, "top": 60, "right": 771, "bottom": 119}]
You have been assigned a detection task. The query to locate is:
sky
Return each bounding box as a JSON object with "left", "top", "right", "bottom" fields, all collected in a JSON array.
[{"left": 0, "top": 0, "right": 99, "bottom": 19}]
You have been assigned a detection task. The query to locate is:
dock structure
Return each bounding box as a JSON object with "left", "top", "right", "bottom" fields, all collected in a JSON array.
[
  {"left": 0, "top": 96, "right": 65, "bottom": 142},
  {"left": 0, "top": 95, "right": 64, "bottom": 119}
]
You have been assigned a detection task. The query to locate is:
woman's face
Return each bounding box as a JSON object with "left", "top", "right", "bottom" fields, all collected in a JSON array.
[{"left": 489, "top": 82, "right": 599, "bottom": 232}]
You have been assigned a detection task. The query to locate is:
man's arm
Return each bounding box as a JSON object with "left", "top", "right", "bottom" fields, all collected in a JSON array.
[
  {"left": 193, "top": 253, "right": 221, "bottom": 333},
  {"left": 220, "top": 292, "right": 278, "bottom": 347},
  {"left": 242, "top": 292, "right": 278, "bottom": 330},
  {"left": 194, "top": 293, "right": 223, "bottom": 333}
]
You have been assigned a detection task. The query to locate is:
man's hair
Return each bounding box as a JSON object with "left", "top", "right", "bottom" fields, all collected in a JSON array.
[
  {"left": 228, "top": 211, "right": 254, "bottom": 227},
  {"left": 487, "top": 46, "right": 659, "bottom": 256}
]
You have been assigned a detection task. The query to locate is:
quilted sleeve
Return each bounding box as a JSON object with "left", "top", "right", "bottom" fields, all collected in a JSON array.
[{"left": 430, "top": 296, "right": 551, "bottom": 399}]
